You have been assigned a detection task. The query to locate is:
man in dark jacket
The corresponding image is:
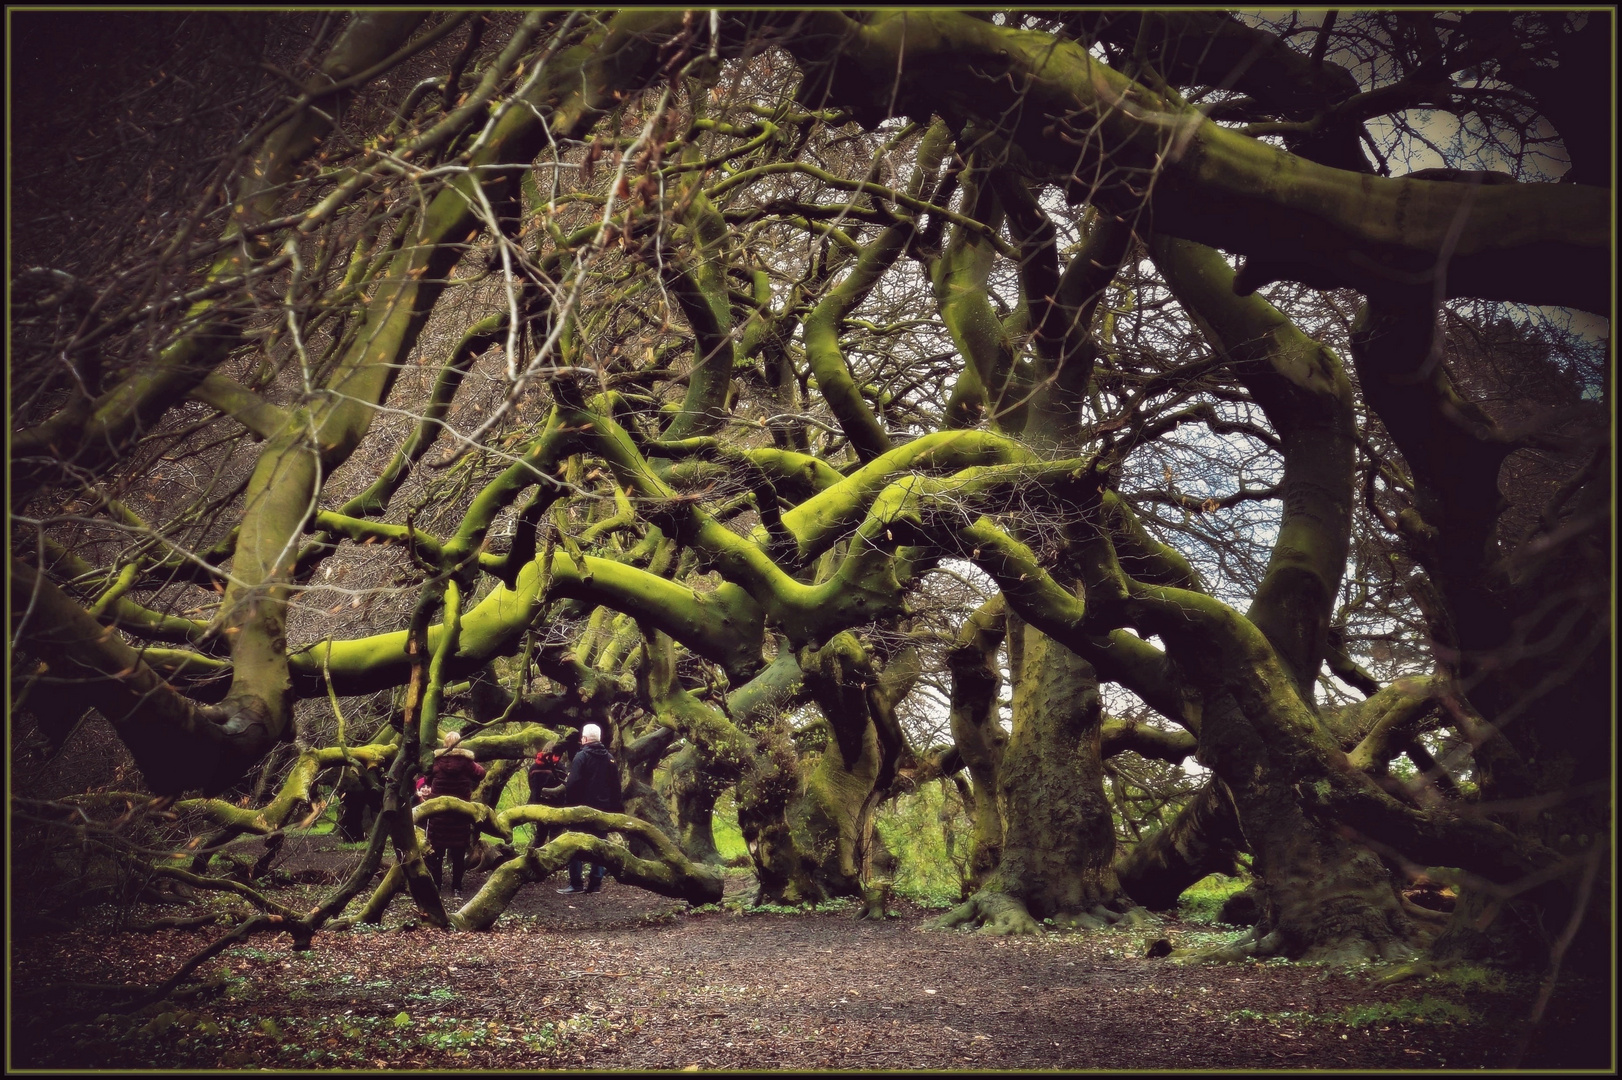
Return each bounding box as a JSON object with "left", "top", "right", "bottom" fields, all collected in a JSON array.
[{"left": 557, "top": 723, "right": 622, "bottom": 894}]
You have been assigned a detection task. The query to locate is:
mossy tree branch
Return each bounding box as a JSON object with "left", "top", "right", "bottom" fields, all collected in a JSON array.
[
  {"left": 768, "top": 10, "right": 1607, "bottom": 311},
  {"left": 1151, "top": 235, "right": 1356, "bottom": 698}
]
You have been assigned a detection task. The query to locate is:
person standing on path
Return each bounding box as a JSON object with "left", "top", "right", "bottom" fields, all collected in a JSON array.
[
  {"left": 556, "top": 723, "right": 623, "bottom": 894},
  {"left": 425, "top": 730, "right": 485, "bottom": 896},
  {"left": 527, "top": 739, "right": 568, "bottom": 850}
]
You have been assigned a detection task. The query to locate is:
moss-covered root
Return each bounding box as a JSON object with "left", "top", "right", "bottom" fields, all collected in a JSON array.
[
  {"left": 855, "top": 879, "right": 892, "bottom": 920},
  {"left": 434, "top": 805, "right": 726, "bottom": 929},
  {"left": 453, "top": 828, "right": 724, "bottom": 931},
  {"left": 1173, "top": 924, "right": 1295, "bottom": 965},
  {"left": 1064, "top": 902, "right": 1160, "bottom": 931},
  {"left": 930, "top": 890, "right": 1043, "bottom": 936},
  {"left": 355, "top": 823, "right": 447, "bottom": 926},
  {"left": 1177, "top": 918, "right": 1420, "bottom": 966},
  {"left": 932, "top": 890, "right": 1158, "bottom": 935},
  {"left": 411, "top": 795, "right": 512, "bottom": 842},
  {"left": 1115, "top": 779, "right": 1244, "bottom": 910},
  {"left": 357, "top": 863, "right": 407, "bottom": 925}
]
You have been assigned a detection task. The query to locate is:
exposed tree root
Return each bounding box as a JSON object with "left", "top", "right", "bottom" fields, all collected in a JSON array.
[
  {"left": 455, "top": 827, "right": 723, "bottom": 931},
  {"left": 1173, "top": 919, "right": 1427, "bottom": 965},
  {"left": 931, "top": 891, "right": 1041, "bottom": 935},
  {"left": 931, "top": 890, "right": 1157, "bottom": 936},
  {"left": 855, "top": 879, "right": 892, "bottom": 920},
  {"left": 348, "top": 805, "right": 725, "bottom": 930}
]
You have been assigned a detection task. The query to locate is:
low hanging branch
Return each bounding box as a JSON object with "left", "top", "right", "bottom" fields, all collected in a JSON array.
[
  {"left": 177, "top": 741, "right": 398, "bottom": 834},
  {"left": 355, "top": 802, "right": 724, "bottom": 930},
  {"left": 458, "top": 805, "right": 726, "bottom": 929}
]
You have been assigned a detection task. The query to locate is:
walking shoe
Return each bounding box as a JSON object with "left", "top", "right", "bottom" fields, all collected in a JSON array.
[
  {"left": 584, "top": 880, "right": 602, "bottom": 894},
  {"left": 556, "top": 885, "right": 586, "bottom": 894}
]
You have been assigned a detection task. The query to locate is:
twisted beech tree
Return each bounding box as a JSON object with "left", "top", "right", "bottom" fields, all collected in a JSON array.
[{"left": 11, "top": 11, "right": 1610, "bottom": 964}]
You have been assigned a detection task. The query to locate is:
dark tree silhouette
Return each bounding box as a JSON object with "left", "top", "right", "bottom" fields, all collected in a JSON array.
[{"left": 11, "top": 10, "right": 1608, "bottom": 969}]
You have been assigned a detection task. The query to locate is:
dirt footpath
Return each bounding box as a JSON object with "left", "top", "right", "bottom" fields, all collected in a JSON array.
[{"left": 9, "top": 834, "right": 1610, "bottom": 1071}]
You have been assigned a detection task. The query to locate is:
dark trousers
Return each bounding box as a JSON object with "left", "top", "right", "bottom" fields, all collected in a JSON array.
[
  {"left": 569, "top": 825, "right": 608, "bottom": 889},
  {"left": 427, "top": 846, "right": 467, "bottom": 891},
  {"left": 527, "top": 774, "right": 563, "bottom": 850},
  {"left": 569, "top": 854, "right": 607, "bottom": 890}
]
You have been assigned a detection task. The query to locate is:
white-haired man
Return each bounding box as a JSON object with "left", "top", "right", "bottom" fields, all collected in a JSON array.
[{"left": 557, "top": 723, "right": 623, "bottom": 894}]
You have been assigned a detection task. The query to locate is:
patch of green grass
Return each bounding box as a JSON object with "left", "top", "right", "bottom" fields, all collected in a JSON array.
[
  {"left": 84, "top": 1007, "right": 593, "bottom": 1067},
  {"left": 1171, "top": 925, "right": 1252, "bottom": 953},
  {"left": 739, "top": 902, "right": 807, "bottom": 915},
  {"left": 710, "top": 790, "right": 750, "bottom": 865},
  {"left": 721, "top": 895, "right": 854, "bottom": 916},
  {"left": 1332, "top": 996, "right": 1476, "bottom": 1027},
  {"left": 223, "top": 947, "right": 276, "bottom": 962},
  {"left": 1427, "top": 964, "right": 1508, "bottom": 992},
  {"left": 1176, "top": 872, "right": 1251, "bottom": 925},
  {"left": 493, "top": 772, "right": 528, "bottom": 815},
  {"left": 873, "top": 782, "right": 970, "bottom": 907},
  {"left": 1227, "top": 1007, "right": 1275, "bottom": 1023},
  {"left": 1227, "top": 995, "right": 1476, "bottom": 1028}
]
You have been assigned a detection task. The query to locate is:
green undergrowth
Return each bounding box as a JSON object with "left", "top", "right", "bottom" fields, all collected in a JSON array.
[
  {"left": 493, "top": 770, "right": 533, "bottom": 816},
  {"left": 710, "top": 790, "right": 750, "bottom": 865},
  {"left": 739, "top": 897, "right": 853, "bottom": 916},
  {"left": 1166, "top": 926, "right": 1250, "bottom": 953},
  {"left": 1175, "top": 872, "right": 1252, "bottom": 925},
  {"left": 1425, "top": 964, "right": 1509, "bottom": 992},
  {"left": 686, "top": 896, "right": 854, "bottom": 917},
  {"left": 1228, "top": 995, "right": 1477, "bottom": 1028},
  {"left": 873, "top": 782, "right": 971, "bottom": 908},
  {"left": 1373, "top": 961, "right": 1511, "bottom": 992},
  {"left": 66, "top": 1003, "right": 601, "bottom": 1068},
  {"left": 1332, "top": 996, "right": 1476, "bottom": 1027}
]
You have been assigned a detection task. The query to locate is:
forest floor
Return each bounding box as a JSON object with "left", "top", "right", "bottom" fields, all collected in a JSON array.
[{"left": 10, "top": 832, "right": 1613, "bottom": 1073}]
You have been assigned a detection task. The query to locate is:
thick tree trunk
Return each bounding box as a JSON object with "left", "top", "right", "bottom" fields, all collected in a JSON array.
[
  {"left": 999, "top": 622, "right": 1128, "bottom": 919},
  {"left": 946, "top": 597, "right": 1006, "bottom": 891},
  {"left": 620, "top": 724, "right": 684, "bottom": 860},
  {"left": 733, "top": 743, "right": 811, "bottom": 904},
  {"left": 1351, "top": 298, "right": 1611, "bottom": 968},
  {"left": 779, "top": 719, "right": 883, "bottom": 904},
  {"left": 642, "top": 627, "right": 886, "bottom": 906},
  {"left": 1195, "top": 689, "right": 1418, "bottom": 963},
  {"left": 741, "top": 720, "right": 869, "bottom": 902},
  {"left": 738, "top": 633, "right": 907, "bottom": 905},
  {"left": 938, "top": 617, "right": 1134, "bottom": 933},
  {"left": 660, "top": 743, "right": 727, "bottom": 865}
]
